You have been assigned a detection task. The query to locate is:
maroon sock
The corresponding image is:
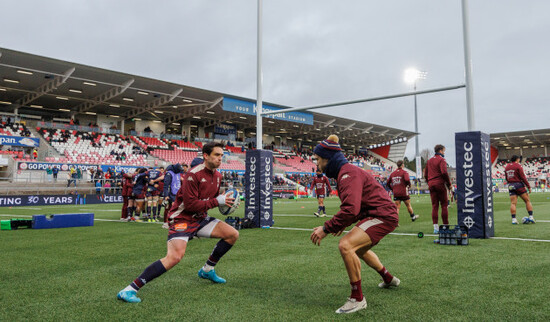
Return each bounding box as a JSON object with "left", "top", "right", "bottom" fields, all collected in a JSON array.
[
  {"left": 378, "top": 266, "right": 394, "bottom": 284},
  {"left": 350, "top": 280, "right": 363, "bottom": 301}
]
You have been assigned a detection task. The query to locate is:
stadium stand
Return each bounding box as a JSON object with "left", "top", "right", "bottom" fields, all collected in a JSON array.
[{"left": 38, "top": 128, "right": 149, "bottom": 166}]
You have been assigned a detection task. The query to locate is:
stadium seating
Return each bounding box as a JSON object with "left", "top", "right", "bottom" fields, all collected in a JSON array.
[
  {"left": 0, "top": 122, "right": 34, "bottom": 138},
  {"left": 38, "top": 128, "right": 148, "bottom": 166}
]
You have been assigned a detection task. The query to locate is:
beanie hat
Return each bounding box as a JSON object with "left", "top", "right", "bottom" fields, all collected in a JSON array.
[
  {"left": 190, "top": 157, "right": 204, "bottom": 168},
  {"left": 313, "top": 135, "right": 342, "bottom": 160}
]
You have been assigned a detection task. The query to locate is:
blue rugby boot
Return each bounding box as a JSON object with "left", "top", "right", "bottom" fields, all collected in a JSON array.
[
  {"left": 117, "top": 290, "right": 141, "bottom": 303},
  {"left": 198, "top": 268, "right": 226, "bottom": 283}
]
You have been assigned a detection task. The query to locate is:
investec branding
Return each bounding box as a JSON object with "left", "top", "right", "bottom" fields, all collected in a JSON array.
[
  {"left": 262, "top": 157, "right": 272, "bottom": 219},
  {"left": 247, "top": 156, "right": 257, "bottom": 219},
  {"left": 483, "top": 141, "right": 493, "bottom": 216},
  {"left": 462, "top": 142, "right": 475, "bottom": 215}
]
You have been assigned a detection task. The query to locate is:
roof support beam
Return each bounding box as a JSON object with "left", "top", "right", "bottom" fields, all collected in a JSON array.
[
  {"left": 125, "top": 88, "right": 183, "bottom": 120},
  {"left": 165, "top": 97, "right": 223, "bottom": 124},
  {"left": 14, "top": 67, "right": 75, "bottom": 107},
  {"left": 76, "top": 79, "right": 134, "bottom": 113}
]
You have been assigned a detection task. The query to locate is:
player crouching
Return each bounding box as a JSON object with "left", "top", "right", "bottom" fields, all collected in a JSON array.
[{"left": 310, "top": 135, "right": 400, "bottom": 314}]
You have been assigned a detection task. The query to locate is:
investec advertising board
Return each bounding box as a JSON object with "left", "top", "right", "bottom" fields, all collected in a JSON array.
[
  {"left": 455, "top": 131, "right": 494, "bottom": 238},
  {"left": 244, "top": 150, "right": 274, "bottom": 227},
  {"left": 223, "top": 97, "right": 313, "bottom": 125}
]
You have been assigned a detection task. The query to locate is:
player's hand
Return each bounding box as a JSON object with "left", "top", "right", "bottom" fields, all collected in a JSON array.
[
  {"left": 310, "top": 226, "right": 327, "bottom": 246},
  {"left": 217, "top": 191, "right": 235, "bottom": 207}
]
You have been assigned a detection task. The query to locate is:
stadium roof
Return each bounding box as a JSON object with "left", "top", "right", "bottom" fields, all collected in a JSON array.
[
  {"left": 0, "top": 47, "right": 415, "bottom": 149},
  {"left": 491, "top": 129, "right": 550, "bottom": 148}
]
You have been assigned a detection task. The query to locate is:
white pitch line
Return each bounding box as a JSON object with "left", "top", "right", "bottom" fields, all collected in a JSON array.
[
  {"left": 270, "top": 226, "right": 437, "bottom": 237},
  {"left": 489, "top": 236, "right": 550, "bottom": 243}
]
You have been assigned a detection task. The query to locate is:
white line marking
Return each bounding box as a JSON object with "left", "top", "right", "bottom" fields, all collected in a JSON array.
[{"left": 269, "top": 226, "right": 550, "bottom": 242}]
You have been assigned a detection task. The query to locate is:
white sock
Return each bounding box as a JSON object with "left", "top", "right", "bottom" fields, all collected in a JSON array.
[
  {"left": 122, "top": 285, "right": 137, "bottom": 292},
  {"left": 434, "top": 224, "right": 439, "bottom": 230},
  {"left": 202, "top": 264, "right": 215, "bottom": 272}
]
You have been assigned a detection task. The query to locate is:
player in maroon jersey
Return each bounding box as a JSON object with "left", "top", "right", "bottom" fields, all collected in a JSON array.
[
  {"left": 386, "top": 160, "right": 419, "bottom": 222},
  {"left": 310, "top": 135, "right": 400, "bottom": 314},
  {"left": 310, "top": 168, "right": 332, "bottom": 217},
  {"left": 424, "top": 144, "right": 452, "bottom": 234},
  {"left": 505, "top": 155, "right": 535, "bottom": 224},
  {"left": 117, "top": 142, "right": 238, "bottom": 303}
]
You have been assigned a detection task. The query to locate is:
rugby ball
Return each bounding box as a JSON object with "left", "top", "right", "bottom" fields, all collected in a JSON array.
[
  {"left": 219, "top": 189, "right": 241, "bottom": 216},
  {"left": 521, "top": 216, "right": 529, "bottom": 224}
]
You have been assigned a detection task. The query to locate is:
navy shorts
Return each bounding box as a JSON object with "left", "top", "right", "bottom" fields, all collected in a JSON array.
[
  {"left": 508, "top": 182, "right": 527, "bottom": 196},
  {"left": 167, "top": 216, "right": 220, "bottom": 242},
  {"left": 317, "top": 194, "right": 326, "bottom": 199},
  {"left": 393, "top": 195, "right": 410, "bottom": 201}
]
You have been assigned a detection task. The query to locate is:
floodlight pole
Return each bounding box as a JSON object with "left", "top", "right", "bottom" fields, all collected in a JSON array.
[
  {"left": 461, "top": 0, "right": 475, "bottom": 131},
  {"left": 255, "top": 0, "right": 263, "bottom": 149},
  {"left": 413, "top": 82, "right": 422, "bottom": 179}
]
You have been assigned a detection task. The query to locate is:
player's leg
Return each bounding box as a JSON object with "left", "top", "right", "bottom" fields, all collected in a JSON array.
[
  {"left": 197, "top": 219, "right": 239, "bottom": 283},
  {"left": 518, "top": 192, "right": 535, "bottom": 222},
  {"left": 319, "top": 197, "right": 326, "bottom": 216},
  {"left": 117, "top": 239, "right": 187, "bottom": 303},
  {"left": 394, "top": 199, "right": 401, "bottom": 210},
  {"left": 510, "top": 195, "right": 518, "bottom": 224},
  {"left": 429, "top": 187, "right": 440, "bottom": 233},
  {"left": 136, "top": 199, "right": 144, "bottom": 220},
  {"left": 121, "top": 196, "right": 128, "bottom": 221},
  {"left": 439, "top": 186, "right": 449, "bottom": 225},
  {"left": 335, "top": 227, "right": 371, "bottom": 313},
  {"left": 314, "top": 197, "right": 322, "bottom": 217},
  {"left": 146, "top": 196, "right": 152, "bottom": 221},
  {"left": 151, "top": 196, "right": 158, "bottom": 221},
  {"left": 404, "top": 199, "right": 418, "bottom": 221}
]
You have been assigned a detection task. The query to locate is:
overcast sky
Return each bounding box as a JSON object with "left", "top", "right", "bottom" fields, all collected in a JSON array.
[{"left": 2, "top": 0, "right": 550, "bottom": 165}]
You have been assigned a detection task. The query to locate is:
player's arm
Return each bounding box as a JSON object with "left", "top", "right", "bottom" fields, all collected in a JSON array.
[
  {"left": 404, "top": 172, "right": 411, "bottom": 188},
  {"left": 519, "top": 167, "right": 530, "bottom": 192},
  {"left": 325, "top": 177, "right": 332, "bottom": 195},
  {"left": 440, "top": 160, "right": 452, "bottom": 189},
  {"left": 323, "top": 172, "right": 362, "bottom": 234},
  {"left": 385, "top": 175, "right": 392, "bottom": 190},
  {"left": 162, "top": 172, "right": 172, "bottom": 198},
  {"left": 423, "top": 164, "right": 429, "bottom": 184}
]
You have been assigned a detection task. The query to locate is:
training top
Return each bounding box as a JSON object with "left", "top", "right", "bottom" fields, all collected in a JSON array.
[
  {"left": 387, "top": 168, "right": 411, "bottom": 197},
  {"left": 505, "top": 162, "right": 530, "bottom": 188},
  {"left": 132, "top": 172, "right": 149, "bottom": 195},
  {"left": 424, "top": 154, "right": 451, "bottom": 188},
  {"left": 122, "top": 173, "right": 134, "bottom": 197},
  {"left": 311, "top": 175, "right": 332, "bottom": 196},
  {"left": 323, "top": 163, "right": 398, "bottom": 234},
  {"left": 168, "top": 164, "right": 222, "bottom": 222}
]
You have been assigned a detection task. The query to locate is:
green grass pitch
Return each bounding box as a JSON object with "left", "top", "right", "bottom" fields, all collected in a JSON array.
[{"left": 1, "top": 193, "right": 549, "bottom": 321}]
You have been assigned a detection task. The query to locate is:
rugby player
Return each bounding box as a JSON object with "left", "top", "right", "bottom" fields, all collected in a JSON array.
[
  {"left": 310, "top": 135, "right": 400, "bottom": 314},
  {"left": 311, "top": 168, "right": 332, "bottom": 217},
  {"left": 505, "top": 155, "right": 535, "bottom": 224},
  {"left": 117, "top": 142, "right": 238, "bottom": 303},
  {"left": 386, "top": 160, "right": 418, "bottom": 222},
  {"left": 424, "top": 144, "right": 451, "bottom": 233}
]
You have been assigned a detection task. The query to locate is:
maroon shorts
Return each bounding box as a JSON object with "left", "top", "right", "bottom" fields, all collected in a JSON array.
[
  {"left": 356, "top": 217, "right": 398, "bottom": 246},
  {"left": 167, "top": 216, "right": 220, "bottom": 242},
  {"left": 508, "top": 182, "right": 527, "bottom": 196},
  {"left": 429, "top": 184, "right": 448, "bottom": 205},
  {"left": 393, "top": 195, "right": 410, "bottom": 201}
]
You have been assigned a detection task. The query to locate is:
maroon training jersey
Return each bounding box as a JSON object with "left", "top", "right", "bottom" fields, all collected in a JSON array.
[
  {"left": 424, "top": 154, "right": 451, "bottom": 188},
  {"left": 311, "top": 175, "right": 332, "bottom": 196},
  {"left": 323, "top": 163, "right": 398, "bottom": 234},
  {"left": 122, "top": 173, "right": 134, "bottom": 197},
  {"left": 387, "top": 168, "right": 410, "bottom": 197},
  {"left": 505, "top": 162, "right": 530, "bottom": 187},
  {"left": 168, "top": 164, "right": 222, "bottom": 223}
]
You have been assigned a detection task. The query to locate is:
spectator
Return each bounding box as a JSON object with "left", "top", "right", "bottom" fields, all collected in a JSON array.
[
  {"left": 32, "top": 148, "right": 38, "bottom": 160},
  {"left": 96, "top": 180, "right": 102, "bottom": 195},
  {"left": 52, "top": 166, "right": 59, "bottom": 182},
  {"left": 104, "top": 180, "right": 112, "bottom": 194},
  {"left": 46, "top": 166, "right": 53, "bottom": 182}
]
